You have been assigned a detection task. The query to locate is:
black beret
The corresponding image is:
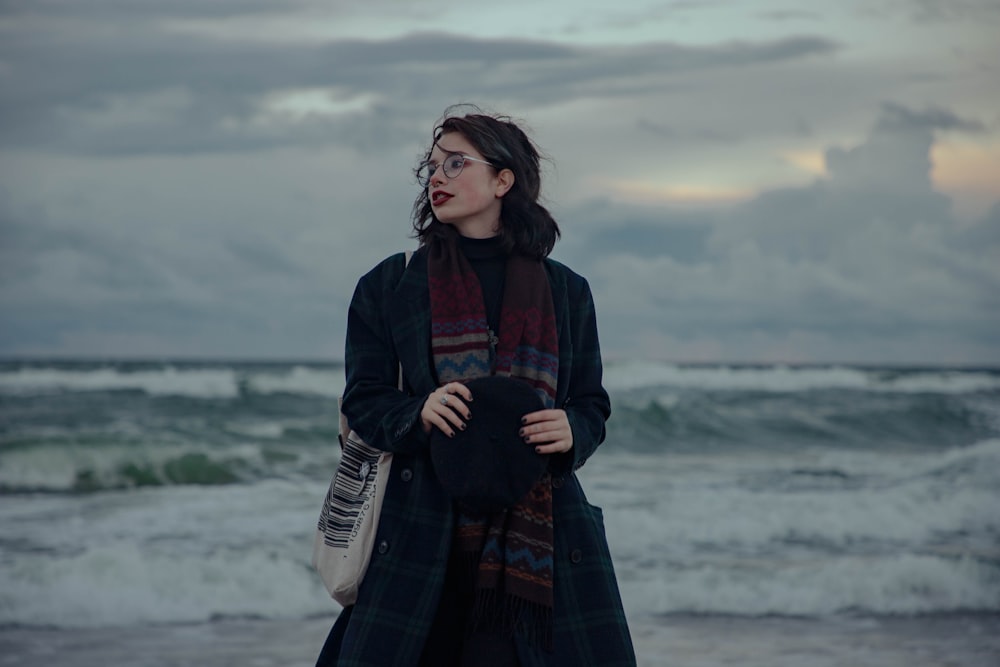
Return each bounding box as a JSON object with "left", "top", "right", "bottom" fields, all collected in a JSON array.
[{"left": 430, "top": 375, "right": 549, "bottom": 512}]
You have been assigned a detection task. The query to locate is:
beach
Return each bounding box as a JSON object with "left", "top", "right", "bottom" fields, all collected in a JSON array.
[{"left": 2, "top": 614, "right": 998, "bottom": 666}]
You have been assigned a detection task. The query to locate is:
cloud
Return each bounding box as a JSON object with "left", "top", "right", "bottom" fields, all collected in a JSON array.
[
  {"left": 860, "top": 0, "right": 1000, "bottom": 24},
  {"left": 557, "top": 104, "right": 1000, "bottom": 363},
  {"left": 824, "top": 103, "right": 987, "bottom": 195},
  {"left": 599, "top": 0, "right": 738, "bottom": 29},
  {"left": 757, "top": 10, "right": 823, "bottom": 22},
  {"left": 0, "top": 13, "right": 838, "bottom": 156},
  {"left": 906, "top": 0, "right": 1000, "bottom": 23},
  {"left": 0, "top": 135, "right": 424, "bottom": 359},
  {"left": 4, "top": 100, "right": 995, "bottom": 363},
  {"left": 552, "top": 199, "right": 716, "bottom": 266},
  {"left": 1, "top": 5, "right": 996, "bottom": 364},
  {"left": 875, "top": 102, "right": 988, "bottom": 133},
  {"left": 637, "top": 119, "right": 743, "bottom": 143},
  {"left": 0, "top": 201, "right": 343, "bottom": 357}
]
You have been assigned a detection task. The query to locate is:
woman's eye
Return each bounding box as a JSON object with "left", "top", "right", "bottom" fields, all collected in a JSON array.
[{"left": 447, "top": 156, "right": 465, "bottom": 170}]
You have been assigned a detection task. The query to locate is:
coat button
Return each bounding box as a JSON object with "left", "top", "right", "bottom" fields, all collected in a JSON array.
[
  {"left": 400, "top": 468, "right": 413, "bottom": 482},
  {"left": 552, "top": 477, "right": 564, "bottom": 489},
  {"left": 377, "top": 540, "right": 390, "bottom": 555},
  {"left": 570, "top": 548, "right": 583, "bottom": 564}
]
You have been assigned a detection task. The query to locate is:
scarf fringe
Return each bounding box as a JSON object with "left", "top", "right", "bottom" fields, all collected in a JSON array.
[{"left": 468, "top": 587, "right": 554, "bottom": 652}]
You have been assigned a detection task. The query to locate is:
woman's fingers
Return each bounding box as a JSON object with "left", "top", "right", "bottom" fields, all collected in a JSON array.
[
  {"left": 424, "top": 392, "right": 573, "bottom": 451},
  {"left": 520, "top": 409, "right": 568, "bottom": 435},
  {"left": 427, "top": 411, "right": 462, "bottom": 437},
  {"left": 420, "top": 382, "right": 473, "bottom": 436},
  {"left": 521, "top": 408, "right": 558, "bottom": 424},
  {"left": 449, "top": 382, "right": 474, "bottom": 406},
  {"left": 520, "top": 408, "right": 573, "bottom": 453},
  {"left": 533, "top": 440, "right": 572, "bottom": 455},
  {"left": 439, "top": 397, "right": 469, "bottom": 429},
  {"left": 438, "top": 382, "right": 472, "bottom": 419},
  {"left": 421, "top": 401, "right": 464, "bottom": 436}
]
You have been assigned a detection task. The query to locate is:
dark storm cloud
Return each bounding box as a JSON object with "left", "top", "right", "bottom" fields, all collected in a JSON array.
[
  {"left": 907, "top": 0, "right": 1000, "bottom": 22},
  {"left": 0, "top": 11, "right": 838, "bottom": 155},
  {"left": 824, "top": 103, "right": 988, "bottom": 195},
  {"left": 757, "top": 10, "right": 823, "bottom": 22},
  {"left": 0, "top": 187, "right": 343, "bottom": 357},
  {"left": 560, "top": 103, "right": 1000, "bottom": 360},
  {"left": 3, "top": 4, "right": 994, "bottom": 363},
  {"left": 0, "top": 207, "right": 187, "bottom": 352},
  {"left": 599, "top": 0, "right": 732, "bottom": 29},
  {"left": 553, "top": 199, "right": 716, "bottom": 267},
  {"left": 0, "top": 198, "right": 165, "bottom": 293},
  {"left": 875, "top": 102, "right": 988, "bottom": 133},
  {"left": 863, "top": 0, "right": 1000, "bottom": 23},
  {"left": 0, "top": 0, "right": 312, "bottom": 19},
  {"left": 637, "top": 118, "right": 743, "bottom": 143}
]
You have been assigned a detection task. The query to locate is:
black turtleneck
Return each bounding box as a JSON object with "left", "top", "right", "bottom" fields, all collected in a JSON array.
[{"left": 458, "top": 235, "right": 506, "bottom": 337}]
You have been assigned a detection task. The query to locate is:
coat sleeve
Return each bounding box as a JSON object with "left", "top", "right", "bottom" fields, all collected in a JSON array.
[
  {"left": 341, "top": 255, "right": 429, "bottom": 455},
  {"left": 551, "top": 273, "right": 612, "bottom": 475}
]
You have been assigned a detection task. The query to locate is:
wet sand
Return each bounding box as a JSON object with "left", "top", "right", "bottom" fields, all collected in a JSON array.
[{"left": 1, "top": 613, "right": 997, "bottom": 666}]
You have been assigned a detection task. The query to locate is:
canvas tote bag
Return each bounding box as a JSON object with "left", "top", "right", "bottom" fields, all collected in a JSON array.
[{"left": 312, "top": 251, "right": 410, "bottom": 606}]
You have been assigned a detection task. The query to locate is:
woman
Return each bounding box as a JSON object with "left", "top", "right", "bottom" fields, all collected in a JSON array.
[{"left": 317, "top": 107, "right": 635, "bottom": 666}]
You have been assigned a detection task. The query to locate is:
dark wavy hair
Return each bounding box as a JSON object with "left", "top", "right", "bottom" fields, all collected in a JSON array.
[{"left": 411, "top": 106, "right": 561, "bottom": 259}]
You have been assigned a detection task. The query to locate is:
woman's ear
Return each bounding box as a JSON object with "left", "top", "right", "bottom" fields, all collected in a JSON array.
[{"left": 495, "top": 169, "right": 515, "bottom": 198}]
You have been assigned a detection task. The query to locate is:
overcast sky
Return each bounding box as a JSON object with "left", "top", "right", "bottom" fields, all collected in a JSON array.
[{"left": 1, "top": 0, "right": 998, "bottom": 365}]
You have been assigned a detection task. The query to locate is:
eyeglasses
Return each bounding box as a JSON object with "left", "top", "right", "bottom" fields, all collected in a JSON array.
[{"left": 416, "top": 152, "right": 495, "bottom": 187}]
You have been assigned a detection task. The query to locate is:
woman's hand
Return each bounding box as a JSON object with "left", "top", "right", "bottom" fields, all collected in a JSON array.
[
  {"left": 520, "top": 409, "right": 573, "bottom": 454},
  {"left": 421, "top": 382, "right": 473, "bottom": 437}
]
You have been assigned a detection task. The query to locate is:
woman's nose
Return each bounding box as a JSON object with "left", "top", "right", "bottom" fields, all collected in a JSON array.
[{"left": 429, "top": 165, "right": 446, "bottom": 185}]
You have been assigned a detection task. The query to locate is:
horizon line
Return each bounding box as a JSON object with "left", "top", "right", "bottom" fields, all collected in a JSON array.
[{"left": 1, "top": 355, "right": 998, "bottom": 371}]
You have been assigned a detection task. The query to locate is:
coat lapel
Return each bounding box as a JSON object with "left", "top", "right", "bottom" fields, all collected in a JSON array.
[
  {"left": 389, "top": 249, "right": 436, "bottom": 395},
  {"left": 545, "top": 260, "right": 572, "bottom": 408}
]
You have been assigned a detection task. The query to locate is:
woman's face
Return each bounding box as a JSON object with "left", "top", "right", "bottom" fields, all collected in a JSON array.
[{"left": 427, "top": 132, "right": 513, "bottom": 239}]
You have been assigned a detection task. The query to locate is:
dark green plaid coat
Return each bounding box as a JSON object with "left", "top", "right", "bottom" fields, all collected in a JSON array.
[{"left": 321, "top": 248, "right": 636, "bottom": 666}]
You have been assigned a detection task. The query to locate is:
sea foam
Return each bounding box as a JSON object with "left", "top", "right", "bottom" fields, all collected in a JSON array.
[
  {"left": 0, "top": 366, "right": 241, "bottom": 398},
  {"left": 603, "top": 362, "right": 1000, "bottom": 394}
]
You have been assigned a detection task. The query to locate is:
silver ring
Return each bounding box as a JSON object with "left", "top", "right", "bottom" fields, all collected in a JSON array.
[{"left": 440, "top": 395, "right": 449, "bottom": 406}]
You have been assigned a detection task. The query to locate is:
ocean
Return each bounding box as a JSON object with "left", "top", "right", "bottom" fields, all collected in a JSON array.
[{"left": 1, "top": 360, "right": 998, "bottom": 666}]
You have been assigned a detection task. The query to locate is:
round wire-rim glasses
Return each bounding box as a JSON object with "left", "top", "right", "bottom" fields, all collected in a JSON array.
[{"left": 416, "top": 152, "right": 496, "bottom": 187}]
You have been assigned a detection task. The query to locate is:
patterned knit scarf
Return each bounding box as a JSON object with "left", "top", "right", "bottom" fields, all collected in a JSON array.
[{"left": 428, "top": 236, "right": 558, "bottom": 650}]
